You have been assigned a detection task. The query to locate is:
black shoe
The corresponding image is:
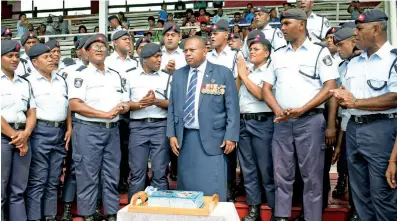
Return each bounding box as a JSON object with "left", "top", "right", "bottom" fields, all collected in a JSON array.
[
  {"left": 61, "top": 203, "right": 73, "bottom": 221},
  {"left": 227, "top": 182, "right": 236, "bottom": 203},
  {"left": 349, "top": 211, "right": 360, "bottom": 221},
  {"left": 83, "top": 216, "right": 95, "bottom": 221},
  {"left": 292, "top": 212, "right": 305, "bottom": 221},
  {"left": 107, "top": 214, "right": 117, "bottom": 221},
  {"left": 118, "top": 178, "right": 129, "bottom": 194},
  {"left": 234, "top": 181, "right": 245, "bottom": 196},
  {"left": 94, "top": 200, "right": 104, "bottom": 221},
  {"left": 332, "top": 174, "right": 347, "bottom": 199},
  {"left": 242, "top": 205, "right": 261, "bottom": 221},
  {"left": 273, "top": 218, "right": 288, "bottom": 221},
  {"left": 44, "top": 216, "right": 56, "bottom": 221}
]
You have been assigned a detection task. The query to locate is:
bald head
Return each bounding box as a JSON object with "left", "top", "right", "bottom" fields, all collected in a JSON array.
[{"left": 184, "top": 36, "right": 208, "bottom": 68}]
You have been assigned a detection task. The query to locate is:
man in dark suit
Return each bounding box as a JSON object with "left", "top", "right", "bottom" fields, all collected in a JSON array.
[{"left": 166, "top": 36, "right": 239, "bottom": 201}]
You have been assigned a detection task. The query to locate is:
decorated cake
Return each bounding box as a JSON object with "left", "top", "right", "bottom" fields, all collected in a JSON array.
[{"left": 145, "top": 187, "right": 204, "bottom": 209}]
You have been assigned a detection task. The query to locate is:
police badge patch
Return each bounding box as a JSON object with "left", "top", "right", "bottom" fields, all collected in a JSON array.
[
  {"left": 322, "top": 55, "right": 333, "bottom": 66},
  {"left": 74, "top": 78, "right": 83, "bottom": 88}
]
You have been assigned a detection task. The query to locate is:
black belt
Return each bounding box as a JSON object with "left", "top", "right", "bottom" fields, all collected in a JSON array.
[
  {"left": 9, "top": 123, "right": 26, "bottom": 130},
  {"left": 240, "top": 112, "right": 274, "bottom": 121},
  {"left": 351, "top": 113, "right": 397, "bottom": 124},
  {"left": 75, "top": 119, "right": 119, "bottom": 128},
  {"left": 131, "top": 118, "right": 167, "bottom": 123},
  {"left": 37, "top": 119, "right": 66, "bottom": 128},
  {"left": 298, "top": 108, "right": 324, "bottom": 118}
]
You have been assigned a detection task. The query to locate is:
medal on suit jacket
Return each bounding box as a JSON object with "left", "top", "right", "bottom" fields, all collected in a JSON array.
[{"left": 201, "top": 83, "right": 226, "bottom": 95}]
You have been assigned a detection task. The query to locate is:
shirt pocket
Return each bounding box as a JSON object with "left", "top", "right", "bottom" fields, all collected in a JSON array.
[{"left": 366, "top": 71, "right": 389, "bottom": 94}]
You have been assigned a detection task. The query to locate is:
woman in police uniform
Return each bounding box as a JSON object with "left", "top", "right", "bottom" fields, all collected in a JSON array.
[{"left": 1, "top": 40, "right": 36, "bottom": 221}]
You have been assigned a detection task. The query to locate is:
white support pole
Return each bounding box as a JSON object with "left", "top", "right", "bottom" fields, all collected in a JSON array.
[
  {"left": 389, "top": 0, "right": 397, "bottom": 47},
  {"left": 336, "top": 2, "right": 340, "bottom": 21},
  {"left": 99, "top": 0, "right": 109, "bottom": 36}
]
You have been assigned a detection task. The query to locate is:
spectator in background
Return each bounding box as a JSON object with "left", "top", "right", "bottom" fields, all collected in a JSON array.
[
  {"left": 233, "top": 24, "right": 243, "bottom": 39},
  {"left": 37, "top": 23, "right": 47, "bottom": 43},
  {"left": 269, "top": 8, "right": 281, "bottom": 28},
  {"left": 245, "top": 7, "right": 255, "bottom": 23},
  {"left": 147, "top": 16, "right": 156, "bottom": 33},
  {"left": 197, "top": 8, "right": 210, "bottom": 23},
  {"left": 282, "top": 2, "right": 292, "bottom": 11},
  {"left": 248, "top": 19, "right": 256, "bottom": 32},
  {"left": 108, "top": 15, "right": 123, "bottom": 31},
  {"left": 94, "top": 26, "right": 99, "bottom": 32},
  {"left": 159, "top": 3, "right": 168, "bottom": 22},
  {"left": 174, "top": 0, "right": 186, "bottom": 11},
  {"left": 167, "top": 13, "right": 175, "bottom": 24},
  {"left": 230, "top": 12, "right": 247, "bottom": 28},
  {"left": 145, "top": 32, "right": 153, "bottom": 41},
  {"left": 195, "top": 21, "right": 210, "bottom": 38},
  {"left": 194, "top": 0, "right": 207, "bottom": 10},
  {"left": 245, "top": 3, "right": 253, "bottom": 18},
  {"left": 121, "top": 20, "right": 129, "bottom": 30},
  {"left": 27, "top": 23, "right": 36, "bottom": 35},
  {"left": 182, "top": 9, "right": 194, "bottom": 26},
  {"left": 17, "top": 13, "right": 29, "bottom": 37},
  {"left": 153, "top": 20, "right": 164, "bottom": 42},
  {"left": 348, "top": 0, "right": 363, "bottom": 20},
  {"left": 45, "top": 15, "right": 57, "bottom": 35},
  {"left": 73, "top": 25, "right": 87, "bottom": 43},
  {"left": 212, "top": 8, "right": 230, "bottom": 24},
  {"left": 185, "top": 14, "right": 200, "bottom": 36},
  {"left": 118, "top": 11, "right": 130, "bottom": 26}
]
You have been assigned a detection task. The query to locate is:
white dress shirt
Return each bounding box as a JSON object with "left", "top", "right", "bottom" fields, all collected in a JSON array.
[
  {"left": 207, "top": 45, "right": 241, "bottom": 78},
  {"left": 160, "top": 47, "right": 187, "bottom": 72}
]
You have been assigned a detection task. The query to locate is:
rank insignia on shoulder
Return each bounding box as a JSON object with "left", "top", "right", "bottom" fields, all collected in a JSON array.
[
  {"left": 322, "top": 55, "right": 333, "bottom": 66},
  {"left": 74, "top": 78, "right": 83, "bottom": 88}
]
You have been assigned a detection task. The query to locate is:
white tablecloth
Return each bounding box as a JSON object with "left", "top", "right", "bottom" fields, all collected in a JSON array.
[{"left": 117, "top": 202, "right": 240, "bottom": 221}]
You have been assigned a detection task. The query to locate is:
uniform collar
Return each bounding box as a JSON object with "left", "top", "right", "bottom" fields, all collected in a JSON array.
[
  {"left": 87, "top": 63, "right": 110, "bottom": 75},
  {"left": 0, "top": 70, "right": 23, "bottom": 82},
  {"left": 360, "top": 41, "right": 393, "bottom": 60},
  {"left": 33, "top": 69, "right": 59, "bottom": 81},
  {"left": 111, "top": 51, "right": 132, "bottom": 61},
  {"left": 190, "top": 59, "right": 207, "bottom": 74},
  {"left": 286, "top": 37, "right": 312, "bottom": 51},
  {"left": 249, "top": 62, "right": 268, "bottom": 73},
  {"left": 308, "top": 12, "right": 317, "bottom": 19},
  {"left": 140, "top": 71, "right": 160, "bottom": 76},
  {"left": 162, "top": 47, "right": 183, "bottom": 56},
  {"left": 211, "top": 45, "right": 232, "bottom": 57},
  {"left": 262, "top": 23, "right": 272, "bottom": 31}
]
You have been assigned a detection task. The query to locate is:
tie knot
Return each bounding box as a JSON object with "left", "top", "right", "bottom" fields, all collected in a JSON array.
[{"left": 193, "top": 69, "right": 198, "bottom": 74}]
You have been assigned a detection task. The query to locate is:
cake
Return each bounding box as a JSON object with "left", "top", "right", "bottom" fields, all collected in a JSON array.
[{"left": 147, "top": 189, "right": 204, "bottom": 209}]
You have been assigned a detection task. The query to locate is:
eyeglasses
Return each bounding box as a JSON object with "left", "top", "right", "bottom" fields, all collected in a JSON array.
[{"left": 90, "top": 45, "right": 107, "bottom": 51}]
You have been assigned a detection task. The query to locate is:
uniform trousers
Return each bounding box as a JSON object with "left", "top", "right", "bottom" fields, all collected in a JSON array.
[
  {"left": 1, "top": 134, "right": 32, "bottom": 221},
  {"left": 26, "top": 123, "right": 66, "bottom": 220},
  {"left": 73, "top": 122, "right": 121, "bottom": 216},
  {"left": 346, "top": 118, "right": 397, "bottom": 221},
  {"left": 273, "top": 113, "right": 326, "bottom": 221}
]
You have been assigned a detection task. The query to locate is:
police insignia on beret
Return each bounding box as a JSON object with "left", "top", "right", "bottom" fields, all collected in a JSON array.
[
  {"left": 322, "top": 55, "right": 333, "bottom": 66},
  {"left": 15, "top": 43, "right": 21, "bottom": 51},
  {"left": 74, "top": 78, "right": 83, "bottom": 88},
  {"left": 357, "top": 14, "right": 365, "bottom": 22}
]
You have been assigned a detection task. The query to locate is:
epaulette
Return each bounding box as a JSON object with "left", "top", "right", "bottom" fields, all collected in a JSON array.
[
  {"left": 108, "top": 67, "right": 119, "bottom": 74},
  {"left": 62, "top": 58, "right": 76, "bottom": 67},
  {"left": 391, "top": 49, "right": 397, "bottom": 55},
  {"left": 126, "top": 67, "right": 137, "bottom": 73},
  {"left": 76, "top": 65, "right": 87, "bottom": 72},
  {"left": 20, "top": 73, "right": 30, "bottom": 78},
  {"left": 274, "top": 45, "right": 286, "bottom": 52},
  {"left": 20, "top": 57, "right": 27, "bottom": 63},
  {"left": 313, "top": 42, "right": 327, "bottom": 47}
]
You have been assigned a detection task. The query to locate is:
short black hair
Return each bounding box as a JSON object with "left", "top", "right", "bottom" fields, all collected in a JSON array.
[
  {"left": 234, "top": 12, "right": 241, "bottom": 16},
  {"left": 199, "top": 8, "right": 206, "bottom": 13},
  {"left": 158, "top": 20, "right": 165, "bottom": 26},
  {"left": 78, "top": 25, "right": 87, "bottom": 33},
  {"left": 148, "top": 16, "right": 155, "bottom": 22},
  {"left": 247, "top": 3, "right": 253, "bottom": 7},
  {"left": 200, "top": 21, "right": 208, "bottom": 26},
  {"left": 186, "top": 9, "right": 193, "bottom": 15},
  {"left": 19, "top": 13, "right": 26, "bottom": 20},
  {"left": 283, "top": 3, "right": 292, "bottom": 6}
]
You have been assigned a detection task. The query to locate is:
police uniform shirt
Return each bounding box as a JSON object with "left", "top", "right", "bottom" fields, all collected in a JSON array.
[
  {"left": 262, "top": 38, "right": 339, "bottom": 109},
  {"left": 105, "top": 51, "right": 139, "bottom": 77},
  {"left": 239, "top": 63, "right": 272, "bottom": 113},
  {"left": 68, "top": 63, "right": 130, "bottom": 123},
  {"left": 345, "top": 41, "right": 397, "bottom": 116},
  {"left": 15, "top": 53, "right": 33, "bottom": 76},
  {"left": 160, "top": 47, "right": 186, "bottom": 72},
  {"left": 337, "top": 59, "right": 351, "bottom": 131},
  {"left": 1, "top": 71, "right": 36, "bottom": 123},
  {"left": 128, "top": 67, "right": 171, "bottom": 119},
  {"left": 207, "top": 45, "right": 241, "bottom": 78},
  {"left": 26, "top": 70, "right": 68, "bottom": 122},
  {"left": 307, "top": 12, "right": 330, "bottom": 43},
  {"left": 333, "top": 53, "right": 343, "bottom": 66}
]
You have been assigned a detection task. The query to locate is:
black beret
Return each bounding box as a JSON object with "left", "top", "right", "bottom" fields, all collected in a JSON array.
[
  {"left": 45, "top": 39, "right": 60, "bottom": 50},
  {"left": 247, "top": 30, "right": 263, "bottom": 41},
  {"left": 1, "top": 26, "right": 12, "bottom": 37},
  {"left": 254, "top": 6, "right": 270, "bottom": 13},
  {"left": 78, "top": 36, "right": 90, "bottom": 49},
  {"left": 108, "top": 15, "right": 118, "bottom": 22},
  {"left": 228, "top": 33, "right": 241, "bottom": 40},
  {"left": 341, "top": 22, "right": 356, "bottom": 29},
  {"left": 162, "top": 23, "right": 181, "bottom": 35},
  {"left": 140, "top": 43, "right": 161, "bottom": 59},
  {"left": 211, "top": 19, "right": 229, "bottom": 32},
  {"left": 20, "top": 31, "right": 38, "bottom": 46},
  {"left": 27, "top": 43, "right": 51, "bottom": 58},
  {"left": 84, "top": 34, "right": 108, "bottom": 49},
  {"left": 248, "top": 31, "right": 271, "bottom": 48},
  {"left": 1, "top": 40, "right": 21, "bottom": 56},
  {"left": 355, "top": 9, "right": 388, "bottom": 24},
  {"left": 135, "top": 36, "right": 151, "bottom": 49},
  {"left": 280, "top": 9, "right": 307, "bottom": 21},
  {"left": 112, "top": 30, "right": 129, "bottom": 41},
  {"left": 334, "top": 28, "right": 355, "bottom": 44},
  {"left": 325, "top": 27, "right": 340, "bottom": 37},
  {"left": 74, "top": 38, "right": 81, "bottom": 49}
]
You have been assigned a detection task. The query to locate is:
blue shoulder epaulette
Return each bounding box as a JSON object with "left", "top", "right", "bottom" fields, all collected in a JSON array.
[
  {"left": 76, "top": 65, "right": 87, "bottom": 72},
  {"left": 62, "top": 58, "right": 76, "bottom": 67},
  {"left": 20, "top": 57, "right": 27, "bottom": 63}
]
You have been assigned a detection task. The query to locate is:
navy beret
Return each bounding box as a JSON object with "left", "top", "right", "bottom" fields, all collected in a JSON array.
[
  {"left": 108, "top": 15, "right": 119, "bottom": 22},
  {"left": 27, "top": 43, "right": 51, "bottom": 58},
  {"left": 20, "top": 31, "right": 38, "bottom": 46},
  {"left": 248, "top": 31, "right": 271, "bottom": 48},
  {"left": 325, "top": 27, "right": 340, "bottom": 37},
  {"left": 247, "top": 30, "right": 263, "bottom": 41},
  {"left": 211, "top": 19, "right": 229, "bottom": 32},
  {"left": 135, "top": 36, "right": 151, "bottom": 49},
  {"left": 341, "top": 22, "right": 356, "bottom": 29},
  {"left": 78, "top": 36, "right": 90, "bottom": 49},
  {"left": 355, "top": 9, "right": 388, "bottom": 24},
  {"left": 45, "top": 39, "right": 60, "bottom": 50},
  {"left": 280, "top": 9, "right": 307, "bottom": 21},
  {"left": 1, "top": 26, "right": 12, "bottom": 37},
  {"left": 112, "top": 30, "right": 130, "bottom": 41},
  {"left": 334, "top": 28, "right": 355, "bottom": 44},
  {"left": 140, "top": 43, "right": 161, "bottom": 59},
  {"left": 1, "top": 40, "right": 21, "bottom": 56},
  {"left": 254, "top": 6, "right": 270, "bottom": 13},
  {"left": 228, "top": 33, "right": 241, "bottom": 40},
  {"left": 84, "top": 34, "right": 108, "bottom": 49},
  {"left": 162, "top": 23, "right": 181, "bottom": 35}
]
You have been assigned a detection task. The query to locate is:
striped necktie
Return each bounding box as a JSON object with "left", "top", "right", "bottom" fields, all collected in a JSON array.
[{"left": 183, "top": 69, "right": 198, "bottom": 125}]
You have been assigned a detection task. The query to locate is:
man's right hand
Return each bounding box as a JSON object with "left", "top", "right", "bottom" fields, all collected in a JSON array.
[
  {"left": 165, "top": 60, "right": 176, "bottom": 73},
  {"left": 106, "top": 104, "right": 124, "bottom": 119},
  {"left": 170, "top": 136, "right": 180, "bottom": 156}
]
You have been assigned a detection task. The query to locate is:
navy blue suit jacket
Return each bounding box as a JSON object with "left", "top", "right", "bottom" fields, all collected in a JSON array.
[{"left": 166, "top": 61, "right": 240, "bottom": 156}]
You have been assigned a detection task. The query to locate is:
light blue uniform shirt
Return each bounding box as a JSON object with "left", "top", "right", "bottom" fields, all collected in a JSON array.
[
  {"left": 105, "top": 51, "right": 139, "bottom": 78},
  {"left": 207, "top": 45, "right": 242, "bottom": 78},
  {"left": 1, "top": 71, "right": 36, "bottom": 123},
  {"left": 345, "top": 41, "right": 397, "bottom": 116},
  {"left": 239, "top": 63, "right": 272, "bottom": 113},
  {"left": 15, "top": 53, "right": 34, "bottom": 76},
  {"left": 307, "top": 12, "right": 331, "bottom": 43},
  {"left": 26, "top": 70, "right": 68, "bottom": 122},
  {"left": 337, "top": 59, "right": 351, "bottom": 131},
  {"left": 262, "top": 38, "right": 339, "bottom": 109},
  {"left": 68, "top": 63, "right": 130, "bottom": 123}
]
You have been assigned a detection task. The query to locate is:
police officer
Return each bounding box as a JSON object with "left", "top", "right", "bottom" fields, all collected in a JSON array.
[
  {"left": 135, "top": 36, "right": 151, "bottom": 58},
  {"left": 23, "top": 43, "right": 71, "bottom": 221},
  {"left": 332, "top": 27, "right": 360, "bottom": 221},
  {"left": 1, "top": 40, "right": 36, "bottom": 221},
  {"left": 45, "top": 39, "right": 62, "bottom": 71},
  {"left": 228, "top": 33, "right": 243, "bottom": 50},
  {"left": 1, "top": 26, "right": 12, "bottom": 40},
  {"left": 324, "top": 27, "right": 343, "bottom": 65},
  {"left": 242, "top": 6, "right": 287, "bottom": 58},
  {"left": 127, "top": 43, "right": 171, "bottom": 200},
  {"left": 297, "top": 0, "right": 331, "bottom": 42},
  {"left": 262, "top": 9, "right": 339, "bottom": 221},
  {"left": 237, "top": 32, "right": 275, "bottom": 221},
  {"left": 69, "top": 34, "right": 130, "bottom": 221},
  {"left": 330, "top": 10, "right": 397, "bottom": 221},
  {"left": 16, "top": 32, "right": 39, "bottom": 76},
  {"left": 161, "top": 23, "right": 186, "bottom": 73}
]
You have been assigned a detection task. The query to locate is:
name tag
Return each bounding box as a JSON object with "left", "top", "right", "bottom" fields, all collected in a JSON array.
[{"left": 201, "top": 84, "right": 225, "bottom": 95}]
